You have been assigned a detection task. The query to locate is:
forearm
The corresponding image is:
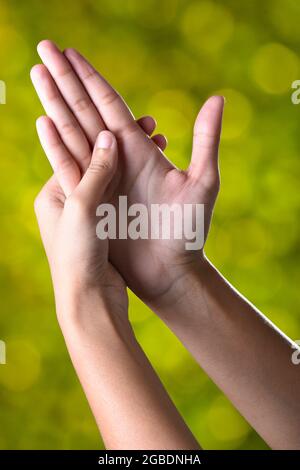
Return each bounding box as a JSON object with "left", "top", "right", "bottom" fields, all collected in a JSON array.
[
  {"left": 57, "top": 288, "right": 199, "bottom": 450},
  {"left": 151, "top": 257, "right": 300, "bottom": 449}
]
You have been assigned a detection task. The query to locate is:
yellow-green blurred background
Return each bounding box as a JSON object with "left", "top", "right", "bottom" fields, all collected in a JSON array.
[{"left": 0, "top": 0, "right": 300, "bottom": 450}]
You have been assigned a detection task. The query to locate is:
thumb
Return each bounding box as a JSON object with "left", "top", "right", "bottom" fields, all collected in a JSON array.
[
  {"left": 188, "top": 96, "right": 224, "bottom": 181},
  {"left": 74, "top": 130, "right": 118, "bottom": 207}
]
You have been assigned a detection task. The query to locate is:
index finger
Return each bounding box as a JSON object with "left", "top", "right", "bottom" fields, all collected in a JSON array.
[
  {"left": 63, "top": 48, "right": 147, "bottom": 142},
  {"left": 37, "top": 40, "right": 106, "bottom": 145}
]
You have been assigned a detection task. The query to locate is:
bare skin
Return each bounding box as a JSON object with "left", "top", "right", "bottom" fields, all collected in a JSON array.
[
  {"left": 31, "top": 41, "right": 222, "bottom": 304},
  {"left": 32, "top": 40, "right": 300, "bottom": 450},
  {"left": 34, "top": 129, "right": 199, "bottom": 450}
]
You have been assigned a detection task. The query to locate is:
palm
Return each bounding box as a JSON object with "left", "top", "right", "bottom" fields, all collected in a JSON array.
[
  {"left": 32, "top": 41, "right": 223, "bottom": 303},
  {"left": 110, "top": 143, "right": 218, "bottom": 301}
]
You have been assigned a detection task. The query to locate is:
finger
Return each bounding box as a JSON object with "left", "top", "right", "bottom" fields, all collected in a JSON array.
[
  {"left": 151, "top": 134, "right": 168, "bottom": 151},
  {"left": 137, "top": 117, "right": 169, "bottom": 151},
  {"left": 34, "top": 175, "right": 64, "bottom": 250},
  {"left": 64, "top": 48, "right": 147, "bottom": 142},
  {"left": 36, "top": 116, "right": 81, "bottom": 197},
  {"left": 75, "top": 131, "right": 118, "bottom": 208},
  {"left": 189, "top": 96, "right": 224, "bottom": 179},
  {"left": 37, "top": 40, "right": 105, "bottom": 145},
  {"left": 30, "top": 64, "right": 91, "bottom": 172},
  {"left": 136, "top": 115, "right": 157, "bottom": 136}
]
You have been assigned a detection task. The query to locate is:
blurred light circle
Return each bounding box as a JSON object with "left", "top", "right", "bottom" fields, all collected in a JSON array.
[
  {"left": 0, "top": 27, "right": 29, "bottom": 75},
  {"left": 215, "top": 89, "right": 252, "bottom": 140},
  {"left": 216, "top": 145, "right": 256, "bottom": 215},
  {"left": 127, "top": 0, "right": 180, "bottom": 28},
  {"left": 148, "top": 89, "right": 196, "bottom": 119},
  {"left": 251, "top": 43, "right": 299, "bottom": 94},
  {"left": 229, "top": 219, "right": 271, "bottom": 267},
  {"left": 168, "top": 50, "right": 213, "bottom": 88},
  {"left": 269, "top": 0, "right": 300, "bottom": 41},
  {"left": 139, "top": 319, "right": 188, "bottom": 371},
  {"left": 147, "top": 89, "right": 193, "bottom": 140},
  {"left": 91, "top": 35, "right": 146, "bottom": 89},
  {"left": 206, "top": 226, "right": 233, "bottom": 265},
  {"left": 0, "top": 340, "right": 41, "bottom": 392},
  {"left": 207, "top": 396, "right": 250, "bottom": 442},
  {"left": 181, "top": 1, "right": 234, "bottom": 53},
  {"left": 150, "top": 107, "right": 189, "bottom": 140}
]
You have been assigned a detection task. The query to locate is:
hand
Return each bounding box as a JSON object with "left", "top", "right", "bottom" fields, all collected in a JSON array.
[
  {"left": 34, "top": 117, "right": 200, "bottom": 451},
  {"left": 34, "top": 128, "right": 128, "bottom": 326},
  {"left": 32, "top": 41, "right": 300, "bottom": 451},
  {"left": 31, "top": 40, "right": 224, "bottom": 309}
]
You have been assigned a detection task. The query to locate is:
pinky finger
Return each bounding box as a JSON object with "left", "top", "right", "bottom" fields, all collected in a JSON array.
[
  {"left": 151, "top": 134, "right": 168, "bottom": 152},
  {"left": 36, "top": 116, "right": 81, "bottom": 197},
  {"left": 136, "top": 115, "right": 157, "bottom": 136}
]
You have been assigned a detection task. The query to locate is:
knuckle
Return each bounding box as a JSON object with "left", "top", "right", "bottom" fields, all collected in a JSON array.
[
  {"left": 72, "top": 97, "right": 91, "bottom": 113},
  {"left": 80, "top": 151, "right": 92, "bottom": 168},
  {"left": 194, "top": 130, "right": 219, "bottom": 151},
  {"left": 61, "top": 121, "right": 78, "bottom": 135},
  {"left": 117, "top": 120, "right": 139, "bottom": 139},
  {"left": 83, "top": 68, "right": 98, "bottom": 81},
  {"left": 47, "top": 89, "right": 60, "bottom": 102},
  {"left": 56, "top": 157, "right": 74, "bottom": 175},
  {"left": 88, "top": 158, "right": 112, "bottom": 174},
  {"left": 49, "top": 139, "right": 63, "bottom": 151},
  {"left": 101, "top": 90, "right": 119, "bottom": 107},
  {"left": 188, "top": 165, "right": 220, "bottom": 194},
  {"left": 56, "top": 67, "right": 73, "bottom": 78}
]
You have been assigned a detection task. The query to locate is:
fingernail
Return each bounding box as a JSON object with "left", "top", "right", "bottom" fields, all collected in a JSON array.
[{"left": 98, "top": 131, "right": 113, "bottom": 149}]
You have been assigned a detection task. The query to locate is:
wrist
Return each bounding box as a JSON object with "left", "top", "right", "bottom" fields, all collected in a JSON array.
[
  {"left": 54, "top": 284, "right": 131, "bottom": 342},
  {"left": 149, "top": 253, "right": 213, "bottom": 321}
]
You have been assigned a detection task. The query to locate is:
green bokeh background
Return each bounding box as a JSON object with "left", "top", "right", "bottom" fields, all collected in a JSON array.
[{"left": 0, "top": 0, "right": 300, "bottom": 450}]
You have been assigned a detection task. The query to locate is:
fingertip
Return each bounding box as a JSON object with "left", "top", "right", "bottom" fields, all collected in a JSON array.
[
  {"left": 37, "top": 40, "right": 51, "bottom": 56},
  {"left": 30, "top": 63, "right": 46, "bottom": 81},
  {"left": 190, "top": 95, "right": 224, "bottom": 177},
  {"left": 36, "top": 115, "right": 46, "bottom": 129},
  {"left": 96, "top": 130, "right": 115, "bottom": 150},
  {"left": 36, "top": 116, "right": 52, "bottom": 143},
  {"left": 137, "top": 115, "right": 157, "bottom": 136},
  {"left": 147, "top": 115, "right": 157, "bottom": 128},
  {"left": 206, "top": 96, "right": 225, "bottom": 116},
  {"left": 152, "top": 134, "right": 168, "bottom": 151},
  {"left": 212, "top": 95, "right": 225, "bottom": 104},
  {"left": 36, "top": 116, "right": 58, "bottom": 147},
  {"left": 37, "top": 39, "right": 58, "bottom": 55},
  {"left": 203, "top": 95, "right": 225, "bottom": 111},
  {"left": 36, "top": 115, "right": 51, "bottom": 131},
  {"left": 194, "top": 95, "right": 225, "bottom": 132}
]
